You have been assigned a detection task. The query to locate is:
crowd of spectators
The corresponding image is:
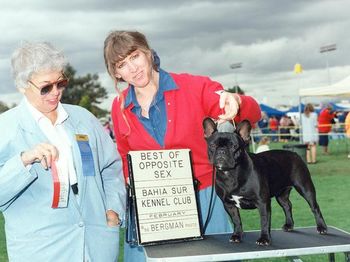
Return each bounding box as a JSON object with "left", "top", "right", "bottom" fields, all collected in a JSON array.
[
  {"left": 255, "top": 104, "right": 350, "bottom": 151},
  {"left": 256, "top": 113, "right": 298, "bottom": 143}
]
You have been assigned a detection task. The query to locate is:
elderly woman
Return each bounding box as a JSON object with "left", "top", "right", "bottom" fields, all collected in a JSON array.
[{"left": 0, "top": 42, "right": 126, "bottom": 261}]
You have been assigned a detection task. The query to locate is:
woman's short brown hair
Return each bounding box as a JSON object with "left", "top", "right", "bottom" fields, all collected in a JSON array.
[{"left": 304, "top": 103, "right": 315, "bottom": 116}]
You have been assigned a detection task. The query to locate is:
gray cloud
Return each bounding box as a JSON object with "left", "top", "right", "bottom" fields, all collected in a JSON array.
[{"left": 1, "top": 0, "right": 349, "bottom": 107}]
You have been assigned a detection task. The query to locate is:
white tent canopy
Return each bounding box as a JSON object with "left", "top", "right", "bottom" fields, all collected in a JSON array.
[{"left": 299, "top": 75, "right": 350, "bottom": 97}]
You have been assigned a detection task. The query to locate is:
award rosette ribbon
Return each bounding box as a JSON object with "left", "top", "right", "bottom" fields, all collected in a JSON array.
[{"left": 51, "top": 160, "right": 69, "bottom": 208}]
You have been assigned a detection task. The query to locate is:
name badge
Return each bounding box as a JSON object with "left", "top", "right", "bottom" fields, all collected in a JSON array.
[{"left": 76, "top": 134, "right": 95, "bottom": 176}]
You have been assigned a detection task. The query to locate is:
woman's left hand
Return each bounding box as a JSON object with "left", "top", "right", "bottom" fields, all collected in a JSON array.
[
  {"left": 106, "top": 210, "right": 121, "bottom": 227},
  {"left": 217, "top": 91, "right": 241, "bottom": 123}
]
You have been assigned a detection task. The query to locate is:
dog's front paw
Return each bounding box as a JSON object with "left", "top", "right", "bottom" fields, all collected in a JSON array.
[
  {"left": 282, "top": 223, "right": 294, "bottom": 232},
  {"left": 256, "top": 236, "right": 270, "bottom": 246},
  {"left": 229, "top": 233, "right": 242, "bottom": 243},
  {"left": 317, "top": 225, "right": 327, "bottom": 235}
]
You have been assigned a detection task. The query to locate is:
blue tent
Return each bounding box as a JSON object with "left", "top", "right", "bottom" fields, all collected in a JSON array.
[
  {"left": 287, "top": 103, "right": 347, "bottom": 114},
  {"left": 328, "top": 102, "right": 348, "bottom": 111},
  {"left": 286, "top": 104, "right": 305, "bottom": 113},
  {"left": 259, "top": 104, "right": 285, "bottom": 117},
  {"left": 285, "top": 103, "right": 324, "bottom": 114}
]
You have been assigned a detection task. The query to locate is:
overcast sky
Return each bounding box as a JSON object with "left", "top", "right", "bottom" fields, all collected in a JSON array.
[{"left": 1, "top": 0, "right": 349, "bottom": 109}]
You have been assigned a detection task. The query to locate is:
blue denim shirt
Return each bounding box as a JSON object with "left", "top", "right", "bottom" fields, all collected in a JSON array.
[{"left": 124, "top": 69, "right": 177, "bottom": 146}]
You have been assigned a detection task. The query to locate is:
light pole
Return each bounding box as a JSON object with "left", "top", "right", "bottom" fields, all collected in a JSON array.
[
  {"left": 320, "top": 44, "right": 337, "bottom": 85},
  {"left": 229, "top": 62, "right": 242, "bottom": 92}
]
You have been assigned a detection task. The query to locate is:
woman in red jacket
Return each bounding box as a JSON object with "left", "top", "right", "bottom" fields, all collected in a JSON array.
[
  {"left": 103, "top": 30, "right": 261, "bottom": 262},
  {"left": 318, "top": 105, "right": 336, "bottom": 154}
]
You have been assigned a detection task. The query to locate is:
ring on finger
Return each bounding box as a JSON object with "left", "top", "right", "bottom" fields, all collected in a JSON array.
[{"left": 42, "top": 155, "right": 48, "bottom": 165}]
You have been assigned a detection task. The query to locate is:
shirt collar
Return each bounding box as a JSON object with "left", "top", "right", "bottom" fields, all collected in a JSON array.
[
  {"left": 124, "top": 68, "right": 177, "bottom": 108},
  {"left": 25, "top": 97, "right": 68, "bottom": 125}
]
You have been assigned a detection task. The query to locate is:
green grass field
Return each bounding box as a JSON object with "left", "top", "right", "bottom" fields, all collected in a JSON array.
[{"left": 0, "top": 139, "right": 349, "bottom": 261}]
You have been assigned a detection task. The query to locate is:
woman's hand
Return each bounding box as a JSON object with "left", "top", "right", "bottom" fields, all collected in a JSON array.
[
  {"left": 20, "top": 143, "right": 58, "bottom": 170},
  {"left": 217, "top": 91, "right": 242, "bottom": 124},
  {"left": 106, "top": 210, "right": 121, "bottom": 227}
]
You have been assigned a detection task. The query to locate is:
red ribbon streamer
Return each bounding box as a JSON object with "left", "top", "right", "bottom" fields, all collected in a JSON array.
[{"left": 51, "top": 161, "right": 60, "bottom": 208}]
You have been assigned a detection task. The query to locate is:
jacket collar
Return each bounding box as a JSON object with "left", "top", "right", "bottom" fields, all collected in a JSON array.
[
  {"left": 17, "top": 98, "right": 79, "bottom": 135},
  {"left": 17, "top": 98, "right": 43, "bottom": 134}
]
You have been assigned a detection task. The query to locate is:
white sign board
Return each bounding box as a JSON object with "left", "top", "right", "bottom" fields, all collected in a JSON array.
[{"left": 127, "top": 149, "right": 202, "bottom": 245}]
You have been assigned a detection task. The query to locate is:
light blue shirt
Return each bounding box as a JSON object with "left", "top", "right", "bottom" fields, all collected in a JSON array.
[{"left": 0, "top": 99, "right": 126, "bottom": 262}]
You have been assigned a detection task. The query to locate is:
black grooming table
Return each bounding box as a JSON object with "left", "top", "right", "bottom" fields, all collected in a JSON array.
[{"left": 144, "top": 226, "right": 350, "bottom": 261}]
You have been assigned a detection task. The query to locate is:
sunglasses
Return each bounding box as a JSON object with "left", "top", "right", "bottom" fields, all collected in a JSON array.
[{"left": 29, "top": 78, "right": 69, "bottom": 96}]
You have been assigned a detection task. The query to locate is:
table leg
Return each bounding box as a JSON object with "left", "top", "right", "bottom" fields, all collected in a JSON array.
[{"left": 345, "top": 252, "right": 350, "bottom": 262}]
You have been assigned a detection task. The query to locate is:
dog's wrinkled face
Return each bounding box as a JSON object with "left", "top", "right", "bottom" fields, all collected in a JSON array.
[
  {"left": 203, "top": 117, "right": 250, "bottom": 170},
  {"left": 206, "top": 132, "right": 243, "bottom": 170}
]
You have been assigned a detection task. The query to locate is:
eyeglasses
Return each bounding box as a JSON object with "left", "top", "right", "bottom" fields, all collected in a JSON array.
[{"left": 29, "top": 78, "right": 69, "bottom": 96}]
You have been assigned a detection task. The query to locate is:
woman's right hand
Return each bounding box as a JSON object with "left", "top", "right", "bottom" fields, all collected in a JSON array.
[{"left": 20, "top": 143, "right": 59, "bottom": 170}]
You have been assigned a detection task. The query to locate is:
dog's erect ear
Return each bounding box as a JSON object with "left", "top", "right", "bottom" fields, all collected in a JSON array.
[
  {"left": 203, "top": 117, "right": 217, "bottom": 138},
  {"left": 236, "top": 120, "right": 252, "bottom": 143}
]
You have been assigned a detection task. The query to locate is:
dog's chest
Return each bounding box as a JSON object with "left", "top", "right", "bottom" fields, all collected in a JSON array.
[
  {"left": 227, "top": 194, "right": 256, "bottom": 209},
  {"left": 229, "top": 195, "right": 244, "bottom": 208}
]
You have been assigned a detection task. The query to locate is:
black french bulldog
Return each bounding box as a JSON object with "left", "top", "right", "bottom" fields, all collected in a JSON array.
[{"left": 203, "top": 117, "right": 327, "bottom": 245}]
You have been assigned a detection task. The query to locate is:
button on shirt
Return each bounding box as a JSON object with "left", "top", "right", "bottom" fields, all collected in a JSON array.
[
  {"left": 25, "top": 99, "right": 78, "bottom": 194},
  {"left": 124, "top": 69, "right": 177, "bottom": 147}
]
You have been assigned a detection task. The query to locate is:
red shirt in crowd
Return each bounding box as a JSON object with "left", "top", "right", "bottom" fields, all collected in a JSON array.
[
  {"left": 269, "top": 117, "right": 278, "bottom": 131},
  {"left": 318, "top": 108, "right": 335, "bottom": 133}
]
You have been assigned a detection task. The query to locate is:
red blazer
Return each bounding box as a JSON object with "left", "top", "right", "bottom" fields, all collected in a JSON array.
[{"left": 112, "top": 73, "right": 261, "bottom": 190}]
